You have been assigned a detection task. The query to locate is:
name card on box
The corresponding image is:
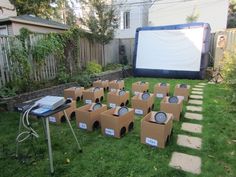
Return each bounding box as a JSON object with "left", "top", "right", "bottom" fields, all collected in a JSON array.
[
  {"left": 145, "top": 137, "right": 158, "bottom": 147},
  {"left": 109, "top": 103, "right": 116, "bottom": 108},
  {"left": 79, "top": 122, "right": 87, "bottom": 129},
  {"left": 49, "top": 116, "right": 56, "bottom": 123},
  {"left": 85, "top": 99, "right": 92, "bottom": 104},
  {"left": 105, "top": 128, "right": 115, "bottom": 136},
  {"left": 156, "top": 93, "right": 164, "bottom": 98},
  {"left": 135, "top": 109, "right": 143, "bottom": 115}
]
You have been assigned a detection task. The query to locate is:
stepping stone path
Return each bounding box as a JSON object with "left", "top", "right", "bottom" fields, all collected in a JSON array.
[
  {"left": 169, "top": 152, "right": 201, "bottom": 174},
  {"left": 190, "top": 95, "right": 203, "bottom": 99},
  {"left": 186, "top": 106, "right": 203, "bottom": 112},
  {"left": 188, "top": 99, "right": 203, "bottom": 105},
  {"left": 191, "top": 91, "right": 203, "bottom": 95},
  {"left": 192, "top": 88, "right": 203, "bottom": 91},
  {"left": 195, "top": 85, "right": 204, "bottom": 88},
  {"left": 177, "top": 134, "right": 202, "bottom": 150},
  {"left": 169, "top": 83, "right": 206, "bottom": 174},
  {"left": 185, "top": 112, "right": 203, "bottom": 120},
  {"left": 181, "top": 123, "right": 202, "bottom": 133}
]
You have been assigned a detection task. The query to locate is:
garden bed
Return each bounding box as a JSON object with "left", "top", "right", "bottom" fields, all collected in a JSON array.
[{"left": 1, "top": 68, "right": 132, "bottom": 111}]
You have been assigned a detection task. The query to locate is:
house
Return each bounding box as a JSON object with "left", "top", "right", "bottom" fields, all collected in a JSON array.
[
  {"left": 149, "top": 0, "right": 229, "bottom": 33},
  {"left": 0, "top": 14, "right": 69, "bottom": 35},
  {"left": 113, "top": 0, "right": 152, "bottom": 39},
  {"left": 0, "top": 0, "right": 16, "bottom": 20}
]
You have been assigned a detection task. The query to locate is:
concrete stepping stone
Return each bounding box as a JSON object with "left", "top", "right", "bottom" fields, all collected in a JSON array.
[
  {"left": 199, "top": 83, "right": 207, "bottom": 86},
  {"left": 191, "top": 91, "right": 203, "bottom": 95},
  {"left": 185, "top": 112, "right": 203, "bottom": 120},
  {"left": 188, "top": 99, "right": 203, "bottom": 105},
  {"left": 177, "top": 134, "right": 202, "bottom": 150},
  {"left": 195, "top": 85, "right": 204, "bottom": 88},
  {"left": 169, "top": 152, "right": 201, "bottom": 174},
  {"left": 190, "top": 95, "right": 203, "bottom": 99},
  {"left": 192, "top": 88, "right": 203, "bottom": 91},
  {"left": 181, "top": 123, "right": 202, "bottom": 133},
  {"left": 186, "top": 106, "right": 202, "bottom": 112}
]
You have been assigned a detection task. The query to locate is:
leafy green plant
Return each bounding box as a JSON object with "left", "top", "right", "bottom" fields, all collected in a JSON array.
[
  {"left": 222, "top": 50, "right": 236, "bottom": 104},
  {"left": 86, "top": 61, "right": 102, "bottom": 75},
  {"left": 74, "top": 73, "right": 92, "bottom": 87},
  {"left": 0, "top": 87, "right": 16, "bottom": 98},
  {"left": 56, "top": 66, "right": 70, "bottom": 84},
  {"left": 103, "top": 63, "right": 122, "bottom": 71}
]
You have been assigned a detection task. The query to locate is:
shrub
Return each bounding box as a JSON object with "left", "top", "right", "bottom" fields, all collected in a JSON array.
[
  {"left": 74, "top": 73, "right": 92, "bottom": 87},
  {"left": 57, "top": 66, "right": 70, "bottom": 84},
  {"left": 103, "top": 63, "right": 122, "bottom": 71},
  {"left": 86, "top": 61, "right": 102, "bottom": 75},
  {"left": 222, "top": 50, "right": 236, "bottom": 104},
  {"left": 0, "top": 87, "right": 16, "bottom": 98}
]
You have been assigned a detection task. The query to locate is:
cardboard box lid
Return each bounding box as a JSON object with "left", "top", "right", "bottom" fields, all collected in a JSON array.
[
  {"left": 64, "top": 87, "right": 82, "bottom": 91},
  {"left": 148, "top": 111, "right": 173, "bottom": 125},
  {"left": 161, "top": 96, "right": 183, "bottom": 104}
]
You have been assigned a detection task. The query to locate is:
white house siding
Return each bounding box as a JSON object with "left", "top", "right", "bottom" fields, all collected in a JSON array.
[
  {"left": 0, "top": 0, "right": 17, "bottom": 19},
  {"left": 149, "top": 0, "right": 229, "bottom": 33},
  {"left": 114, "top": 0, "right": 151, "bottom": 38}
]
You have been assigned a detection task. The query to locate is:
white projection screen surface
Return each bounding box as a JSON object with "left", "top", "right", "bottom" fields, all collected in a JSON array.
[{"left": 135, "top": 28, "right": 204, "bottom": 72}]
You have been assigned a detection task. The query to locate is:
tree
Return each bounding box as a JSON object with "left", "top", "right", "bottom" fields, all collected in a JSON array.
[
  {"left": 9, "top": 0, "right": 76, "bottom": 25},
  {"left": 228, "top": 0, "right": 236, "bottom": 28},
  {"left": 9, "top": 0, "right": 53, "bottom": 18},
  {"left": 81, "top": 0, "right": 118, "bottom": 65}
]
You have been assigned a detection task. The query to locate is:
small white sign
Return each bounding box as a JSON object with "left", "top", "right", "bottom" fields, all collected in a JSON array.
[
  {"left": 145, "top": 137, "right": 158, "bottom": 147},
  {"left": 156, "top": 93, "right": 164, "bottom": 98},
  {"left": 85, "top": 99, "right": 92, "bottom": 104},
  {"left": 79, "top": 122, "right": 87, "bottom": 129},
  {"left": 109, "top": 103, "right": 116, "bottom": 108},
  {"left": 135, "top": 109, "right": 143, "bottom": 115},
  {"left": 49, "top": 116, "right": 56, "bottom": 123},
  {"left": 110, "top": 88, "right": 116, "bottom": 92},
  {"left": 105, "top": 128, "right": 115, "bottom": 136}
]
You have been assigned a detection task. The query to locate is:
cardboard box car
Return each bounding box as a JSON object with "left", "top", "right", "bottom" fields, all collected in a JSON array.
[
  {"left": 76, "top": 103, "right": 107, "bottom": 131},
  {"left": 49, "top": 101, "right": 77, "bottom": 124},
  {"left": 64, "top": 87, "right": 84, "bottom": 101},
  {"left": 131, "top": 93, "right": 155, "bottom": 116},
  {"left": 100, "top": 107, "right": 134, "bottom": 138},
  {"left": 154, "top": 83, "right": 170, "bottom": 98},
  {"left": 174, "top": 84, "right": 191, "bottom": 101},
  {"left": 93, "top": 80, "right": 109, "bottom": 90},
  {"left": 141, "top": 111, "right": 173, "bottom": 148},
  {"left": 160, "top": 96, "right": 183, "bottom": 121},
  {"left": 82, "top": 87, "right": 104, "bottom": 104},
  {"left": 132, "top": 81, "right": 149, "bottom": 95},
  {"left": 107, "top": 89, "right": 130, "bottom": 108},
  {"left": 108, "top": 80, "right": 125, "bottom": 91}
]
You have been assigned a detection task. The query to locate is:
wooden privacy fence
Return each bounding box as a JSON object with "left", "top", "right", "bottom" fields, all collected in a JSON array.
[
  {"left": 0, "top": 35, "right": 58, "bottom": 87},
  {"left": 0, "top": 34, "right": 119, "bottom": 88},
  {"left": 210, "top": 28, "right": 236, "bottom": 68}
]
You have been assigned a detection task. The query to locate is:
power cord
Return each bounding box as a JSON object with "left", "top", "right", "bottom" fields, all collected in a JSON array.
[{"left": 16, "top": 103, "right": 39, "bottom": 143}]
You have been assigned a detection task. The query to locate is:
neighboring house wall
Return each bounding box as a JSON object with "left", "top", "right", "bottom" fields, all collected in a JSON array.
[
  {"left": 0, "top": 0, "right": 17, "bottom": 19},
  {"left": 149, "top": 0, "right": 229, "bottom": 32},
  {"left": 11, "top": 22, "right": 66, "bottom": 35},
  {"left": 114, "top": 0, "right": 151, "bottom": 39}
]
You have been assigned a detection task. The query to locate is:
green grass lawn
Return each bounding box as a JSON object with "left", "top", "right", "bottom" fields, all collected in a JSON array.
[{"left": 0, "top": 77, "right": 236, "bottom": 177}]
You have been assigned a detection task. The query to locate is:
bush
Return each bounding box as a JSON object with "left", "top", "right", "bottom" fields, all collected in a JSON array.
[
  {"left": 0, "top": 87, "right": 16, "bottom": 98},
  {"left": 222, "top": 50, "right": 236, "bottom": 104},
  {"left": 74, "top": 73, "right": 92, "bottom": 87},
  {"left": 103, "top": 63, "right": 122, "bottom": 71},
  {"left": 86, "top": 61, "right": 102, "bottom": 75},
  {"left": 57, "top": 66, "right": 70, "bottom": 84}
]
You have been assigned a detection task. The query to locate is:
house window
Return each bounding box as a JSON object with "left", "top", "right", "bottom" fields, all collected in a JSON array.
[
  {"left": 122, "top": 11, "right": 130, "bottom": 29},
  {"left": 0, "top": 26, "right": 8, "bottom": 35}
]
